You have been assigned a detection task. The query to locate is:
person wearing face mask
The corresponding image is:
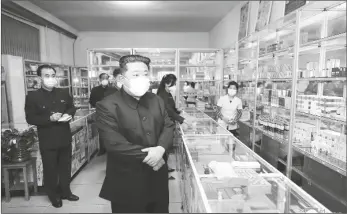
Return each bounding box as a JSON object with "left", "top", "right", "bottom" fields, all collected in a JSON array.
[
  {"left": 113, "top": 67, "right": 123, "bottom": 90},
  {"left": 156, "top": 74, "right": 187, "bottom": 180},
  {"left": 183, "top": 81, "right": 190, "bottom": 100},
  {"left": 24, "top": 65, "right": 78, "bottom": 208},
  {"left": 186, "top": 82, "right": 197, "bottom": 107},
  {"left": 157, "top": 74, "right": 185, "bottom": 125},
  {"left": 216, "top": 81, "right": 243, "bottom": 138},
  {"left": 96, "top": 55, "right": 175, "bottom": 213},
  {"left": 89, "top": 73, "right": 118, "bottom": 156}
]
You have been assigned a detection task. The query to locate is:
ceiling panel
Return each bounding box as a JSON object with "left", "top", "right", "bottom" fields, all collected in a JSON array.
[{"left": 29, "top": 1, "right": 239, "bottom": 32}]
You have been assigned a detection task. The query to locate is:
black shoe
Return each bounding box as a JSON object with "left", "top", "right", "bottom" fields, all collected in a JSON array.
[
  {"left": 51, "top": 199, "right": 63, "bottom": 208},
  {"left": 168, "top": 168, "right": 175, "bottom": 173},
  {"left": 61, "top": 194, "right": 79, "bottom": 201}
]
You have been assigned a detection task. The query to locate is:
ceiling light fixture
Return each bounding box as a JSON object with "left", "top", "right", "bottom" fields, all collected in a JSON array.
[{"left": 116, "top": 1, "right": 152, "bottom": 6}]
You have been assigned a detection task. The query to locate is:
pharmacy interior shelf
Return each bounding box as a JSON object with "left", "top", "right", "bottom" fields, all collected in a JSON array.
[{"left": 231, "top": 1, "right": 346, "bottom": 212}]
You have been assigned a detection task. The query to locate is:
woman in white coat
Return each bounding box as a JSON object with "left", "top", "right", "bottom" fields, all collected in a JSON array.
[{"left": 216, "top": 81, "right": 243, "bottom": 138}]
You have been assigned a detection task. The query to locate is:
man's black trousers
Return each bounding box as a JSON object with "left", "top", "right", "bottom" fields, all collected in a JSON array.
[{"left": 40, "top": 144, "right": 72, "bottom": 201}]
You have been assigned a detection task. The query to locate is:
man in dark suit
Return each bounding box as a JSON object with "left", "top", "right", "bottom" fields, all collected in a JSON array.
[
  {"left": 89, "top": 72, "right": 118, "bottom": 155},
  {"left": 96, "top": 55, "right": 175, "bottom": 213},
  {"left": 24, "top": 65, "right": 79, "bottom": 208}
]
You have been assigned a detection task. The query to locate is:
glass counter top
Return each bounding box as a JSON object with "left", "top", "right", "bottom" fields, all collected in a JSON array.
[
  {"left": 181, "top": 110, "right": 212, "bottom": 119},
  {"left": 181, "top": 135, "right": 330, "bottom": 213},
  {"left": 183, "top": 135, "right": 278, "bottom": 177},
  {"left": 201, "top": 174, "right": 328, "bottom": 213},
  {"left": 177, "top": 108, "right": 330, "bottom": 213},
  {"left": 180, "top": 119, "right": 230, "bottom": 136}
]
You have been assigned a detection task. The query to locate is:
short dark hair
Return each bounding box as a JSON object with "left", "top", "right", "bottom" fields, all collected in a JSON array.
[
  {"left": 99, "top": 73, "right": 109, "bottom": 79},
  {"left": 37, "top": 64, "right": 56, "bottom": 76},
  {"left": 190, "top": 82, "right": 196, "bottom": 88},
  {"left": 119, "top": 55, "right": 151, "bottom": 72},
  {"left": 227, "top": 81, "right": 239, "bottom": 91},
  {"left": 157, "top": 74, "right": 177, "bottom": 95},
  {"left": 113, "top": 67, "right": 122, "bottom": 78}
]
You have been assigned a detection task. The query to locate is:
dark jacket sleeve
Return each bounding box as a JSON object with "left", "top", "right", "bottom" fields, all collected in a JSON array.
[
  {"left": 96, "top": 99, "right": 147, "bottom": 162},
  {"left": 64, "top": 89, "right": 76, "bottom": 116},
  {"left": 156, "top": 97, "right": 175, "bottom": 151},
  {"left": 25, "top": 92, "right": 52, "bottom": 126},
  {"left": 158, "top": 92, "right": 185, "bottom": 124},
  {"left": 89, "top": 87, "right": 97, "bottom": 108}
]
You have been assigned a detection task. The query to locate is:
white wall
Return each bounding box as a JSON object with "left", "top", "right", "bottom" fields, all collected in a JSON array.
[
  {"left": 2, "top": 55, "right": 28, "bottom": 130},
  {"left": 209, "top": 1, "right": 286, "bottom": 49},
  {"left": 13, "top": 1, "right": 78, "bottom": 35},
  {"left": 39, "top": 27, "right": 75, "bottom": 65},
  {"left": 74, "top": 32, "right": 209, "bottom": 66}
]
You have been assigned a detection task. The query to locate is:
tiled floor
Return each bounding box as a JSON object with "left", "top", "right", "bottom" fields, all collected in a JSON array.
[{"left": 1, "top": 154, "right": 183, "bottom": 213}]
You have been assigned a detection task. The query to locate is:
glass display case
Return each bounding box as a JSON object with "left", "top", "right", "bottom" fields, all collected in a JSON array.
[
  {"left": 71, "top": 67, "right": 89, "bottom": 109},
  {"left": 228, "top": 1, "right": 346, "bottom": 212},
  {"left": 23, "top": 60, "right": 71, "bottom": 94},
  {"left": 3, "top": 110, "right": 99, "bottom": 186},
  {"left": 176, "top": 108, "right": 329, "bottom": 213},
  {"left": 177, "top": 49, "right": 224, "bottom": 119}
]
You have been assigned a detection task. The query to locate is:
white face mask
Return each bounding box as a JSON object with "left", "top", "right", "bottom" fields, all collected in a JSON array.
[
  {"left": 43, "top": 78, "right": 57, "bottom": 88},
  {"left": 124, "top": 76, "right": 150, "bottom": 97},
  {"left": 228, "top": 89, "right": 237, "bottom": 96},
  {"left": 168, "top": 85, "right": 176, "bottom": 94},
  {"left": 101, "top": 79, "right": 108, "bottom": 86},
  {"left": 116, "top": 81, "right": 123, "bottom": 89},
  {"left": 256, "top": 88, "right": 262, "bottom": 95}
]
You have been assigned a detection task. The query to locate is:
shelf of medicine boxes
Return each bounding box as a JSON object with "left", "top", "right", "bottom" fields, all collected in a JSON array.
[
  {"left": 177, "top": 49, "right": 224, "bottom": 113},
  {"left": 71, "top": 67, "right": 89, "bottom": 109},
  {"left": 223, "top": 46, "right": 238, "bottom": 92},
  {"left": 132, "top": 48, "right": 178, "bottom": 94},
  {"left": 291, "top": 1, "right": 347, "bottom": 179},
  {"left": 88, "top": 48, "right": 132, "bottom": 66},
  {"left": 29, "top": 110, "right": 98, "bottom": 186},
  {"left": 233, "top": 2, "right": 346, "bottom": 212},
  {"left": 23, "top": 60, "right": 71, "bottom": 93},
  {"left": 176, "top": 108, "right": 329, "bottom": 213}
]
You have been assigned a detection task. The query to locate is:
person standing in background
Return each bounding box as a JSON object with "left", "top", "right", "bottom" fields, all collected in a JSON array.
[
  {"left": 157, "top": 74, "right": 185, "bottom": 125},
  {"left": 113, "top": 67, "right": 123, "bottom": 90},
  {"left": 25, "top": 65, "right": 79, "bottom": 208},
  {"left": 157, "top": 74, "right": 192, "bottom": 180},
  {"left": 183, "top": 81, "right": 190, "bottom": 101},
  {"left": 216, "top": 81, "right": 243, "bottom": 138},
  {"left": 89, "top": 73, "right": 118, "bottom": 156},
  {"left": 96, "top": 55, "right": 174, "bottom": 213},
  {"left": 186, "top": 82, "right": 197, "bottom": 107}
]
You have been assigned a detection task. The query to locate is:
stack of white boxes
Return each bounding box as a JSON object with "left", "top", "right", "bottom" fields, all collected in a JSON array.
[
  {"left": 297, "top": 95, "right": 320, "bottom": 115},
  {"left": 293, "top": 122, "right": 316, "bottom": 145},
  {"left": 312, "top": 130, "right": 346, "bottom": 162}
]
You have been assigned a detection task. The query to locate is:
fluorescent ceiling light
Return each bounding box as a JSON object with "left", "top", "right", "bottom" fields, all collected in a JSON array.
[{"left": 115, "top": 1, "right": 152, "bottom": 6}]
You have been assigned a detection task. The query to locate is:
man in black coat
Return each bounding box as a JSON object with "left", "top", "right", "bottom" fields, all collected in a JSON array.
[
  {"left": 24, "top": 65, "right": 79, "bottom": 208},
  {"left": 89, "top": 72, "right": 118, "bottom": 155},
  {"left": 96, "top": 55, "right": 175, "bottom": 213}
]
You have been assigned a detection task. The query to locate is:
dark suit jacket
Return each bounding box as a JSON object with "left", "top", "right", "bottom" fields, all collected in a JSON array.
[
  {"left": 89, "top": 85, "right": 118, "bottom": 108},
  {"left": 96, "top": 88, "right": 175, "bottom": 204},
  {"left": 157, "top": 89, "right": 185, "bottom": 124},
  {"left": 24, "top": 88, "right": 76, "bottom": 150}
]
